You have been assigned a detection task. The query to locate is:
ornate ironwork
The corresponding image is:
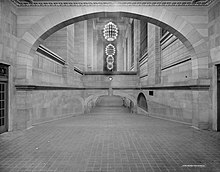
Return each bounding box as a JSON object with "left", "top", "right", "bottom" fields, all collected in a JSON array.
[{"left": 10, "top": 0, "right": 214, "bottom": 7}]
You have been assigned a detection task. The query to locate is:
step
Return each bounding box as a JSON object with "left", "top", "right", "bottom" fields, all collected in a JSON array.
[
  {"left": 91, "top": 106, "right": 130, "bottom": 113},
  {"left": 96, "top": 95, "right": 124, "bottom": 107}
]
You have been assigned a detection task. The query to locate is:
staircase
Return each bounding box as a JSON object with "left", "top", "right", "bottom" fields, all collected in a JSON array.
[{"left": 91, "top": 95, "right": 130, "bottom": 114}]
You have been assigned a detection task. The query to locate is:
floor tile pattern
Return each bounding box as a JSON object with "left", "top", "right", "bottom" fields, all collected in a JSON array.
[{"left": 0, "top": 106, "right": 220, "bottom": 172}]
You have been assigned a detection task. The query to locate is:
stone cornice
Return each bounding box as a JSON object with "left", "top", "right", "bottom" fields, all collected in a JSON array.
[
  {"left": 15, "top": 84, "right": 210, "bottom": 91},
  {"left": 11, "top": 0, "right": 215, "bottom": 7}
]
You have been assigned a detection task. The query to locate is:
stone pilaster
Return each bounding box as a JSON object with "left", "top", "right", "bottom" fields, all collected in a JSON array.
[
  {"left": 84, "top": 20, "right": 88, "bottom": 71},
  {"left": 134, "top": 19, "right": 140, "bottom": 74},
  {"left": 147, "top": 23, "right": 161, "bottom": 85},
  {"left": 93, "top": 20, "right": 98, "bottom": 71}
]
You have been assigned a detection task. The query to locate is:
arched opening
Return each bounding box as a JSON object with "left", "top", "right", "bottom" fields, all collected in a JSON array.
[
  {"left": 217, "top": 65, "right": 220, "bottom": 131},
  {"left": 30, "top": 12, "right": 196, "bottom": 58},
  {"left": 88, "top": 95, "right": 132, "bottom": 114},
  {"left": 24, "top": 11, "right": 199, "bottom": 88},
  {"left": 15, "top": 8, "right": 210, "bottom": 130},
  {"left": 137, "top": 93, "right": 148, "bottom": 112},
  {"left": 17, "top": 10, "right": 207, "bottom": 86},
  {"left": 96, "top": 95, "right": 124, "bottom": 107}
]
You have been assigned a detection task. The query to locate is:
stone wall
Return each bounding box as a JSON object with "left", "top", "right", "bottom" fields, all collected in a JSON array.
[
  {"left": 147, "top": 23, "right": 161, "bottom": 85},
  {"left": 209, "top": 1, "right": 220, "bottom": 64},
  {"left": 74, "top": 21, "right": 85, "bottom": 71},
  {"left": 15, "top": 90, "right": 84, "bottom": 130},
  {"left": 114, "top": 89, "right": 138, "bottom": 112},
  {"left": 34, "top": 24, "right": 83, "bottom": 87},
  {"left": 32, "top": 52, "right": 64, "bottom": 85},
  {"left": 161, "top": 34, "right": 192, "bottom": 84},
  {"left": 139, "top": 90, "right": 211, "bottom": 129},
  {"left": 66, "top": 24, "right": 82, "bottom": 86},
  {"left": 43, "top": 27, "right": 68, "bottom": 60},
  {"left": 0, "top": 1, "right": 17, "bottom": 64},
  {"left": 138, "top": 21, "right": 211, "bottom": 129},
  {"left": 15, "top": 18, "right": 86, "bottom": 131},
  {"left": 86, "top": 19, "right": 93, "bottom": 71},
  {"left": 208, "top": 1, "right": 220, "bottom": 130},
  {"left": 0, "top": 0, "right": 18, "bottom": 131},
  {"left": 0, "top": 1, "right": 215, "bottom": 131},
  {"left": 83, "top": 74, "right": 139, "bottom": 88}
]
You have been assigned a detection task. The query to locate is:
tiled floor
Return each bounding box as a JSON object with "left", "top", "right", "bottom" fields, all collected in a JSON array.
[{"left": 0, "top": 106, "right": 220, "bottom": 172}]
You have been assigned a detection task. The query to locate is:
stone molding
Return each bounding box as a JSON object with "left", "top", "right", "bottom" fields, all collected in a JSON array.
[
  {"left": 84, "top": 71, "right": 137, "bottom": 75},
  {"left": 11, "top": 0, "right": 215, "bottom": 7},
  {"left": 15, "top": 84, "right": 210, "bottom": 91}
]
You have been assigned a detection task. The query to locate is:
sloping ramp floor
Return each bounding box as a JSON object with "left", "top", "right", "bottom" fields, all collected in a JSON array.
[{"left": 0, "top": 96, "right": 220, "bottom": 172}]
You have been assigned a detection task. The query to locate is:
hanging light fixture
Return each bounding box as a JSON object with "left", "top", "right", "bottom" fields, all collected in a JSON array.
[
  {"left": 106, "top": 55, "right": 114, "bottom": 70},
  {"left": 103, "top": 22, "right": 118, "bottom": 41},
  {"left": 105, "top": 44, "right": 116, "bottom": 56},
  {"left": 106, "top": 55, "right": 114, "bottom": 64}
]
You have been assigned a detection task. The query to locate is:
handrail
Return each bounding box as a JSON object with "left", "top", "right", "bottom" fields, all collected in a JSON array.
[{"left": 37, "top": 44, "right": 66, "bottom": 65}]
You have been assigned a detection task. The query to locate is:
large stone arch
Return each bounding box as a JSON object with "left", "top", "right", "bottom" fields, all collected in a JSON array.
[
  {"left": 16, "top": 6, "right": 208, "bottom": 83},
  {"left": 84, "top": 91, "right": 136, "bottom": 113},
  {"left": 84, "top": 93, "right": 107, "bottom": 113}
]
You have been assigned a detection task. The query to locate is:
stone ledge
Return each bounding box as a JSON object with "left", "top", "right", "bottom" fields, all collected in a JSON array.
[
  {"left": 84, "top": 71, "right": 137, "bottom": 75},
  {"left": 15, "top": 84, "right": 210, "bottom": 91}
]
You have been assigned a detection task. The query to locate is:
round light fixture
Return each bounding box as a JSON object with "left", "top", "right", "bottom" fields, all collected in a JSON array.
[
  {"left": 103, "top": 22, "right": 118, "bottom": 41},
  {"left": 106, "top": 55, "right": 114, "bottom": 63},
  {"left": 105, "top": 44, "right": 116, "bottom": 56}
]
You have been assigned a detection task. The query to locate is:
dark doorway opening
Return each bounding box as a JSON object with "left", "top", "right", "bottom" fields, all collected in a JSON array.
[
  {"left": 0, "top": 64, "right": 8, "bottom": 134},
  {"left": 217, "top": 65, "right": 220, "bottom": 131},
  {"left": 137, "top": 93, "right": 148, "bottom": 112}
]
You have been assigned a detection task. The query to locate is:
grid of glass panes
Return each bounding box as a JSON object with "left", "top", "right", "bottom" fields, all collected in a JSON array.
[{"left": 0, "top": 83, "right": 6, "bottom": 127}]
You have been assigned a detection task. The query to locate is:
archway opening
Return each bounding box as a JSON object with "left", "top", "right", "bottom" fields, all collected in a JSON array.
[
  {"left": 217, "top": 65, "right": 220, "bottom": 131},
  {"left": 33, "top": 12, "right": 194, "bottom": 53},
  {"left": 28, "top": 11, "right": 197, "bottom": 72},
  {"left": 16, "top": 10, "right": 207, "bottom": 129},
  {"left": 27, "top": 11, "right": 197, "bottom": 85},
  {"left": 137, "top": 93, "right": 148, "bottom": 112},
  {"left": 96, "top": 95, "right": 124, "bottom": 107}
]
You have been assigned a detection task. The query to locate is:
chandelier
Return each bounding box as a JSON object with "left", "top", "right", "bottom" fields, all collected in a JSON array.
[
  {"left": 103, "top": 22, "right": 118, "bottom": 41},
  {"left": 105, "top": 44, "right": 116, "bottom": 70},
  {"left": 105, "top": 44, "right": 116, "bottom": 56},
  {"left": 106, "top": 55, "right": 114, "bottom": 70}
]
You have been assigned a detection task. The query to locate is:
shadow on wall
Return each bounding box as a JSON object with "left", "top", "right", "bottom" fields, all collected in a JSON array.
[{"left": 137, "top": 92, "right": 149, "bottom": 115}]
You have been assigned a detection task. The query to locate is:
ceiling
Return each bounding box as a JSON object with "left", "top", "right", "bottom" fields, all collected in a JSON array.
[
  {"left": 19, "top": 0, "right": 206, "bottom": 1},
  {"left": 13, "top": 0, "right": 213, "bottom": 6}
]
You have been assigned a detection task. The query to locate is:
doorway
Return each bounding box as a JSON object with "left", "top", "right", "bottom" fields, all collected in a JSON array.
[
  {"left": 217, "top": 65, "right": 220, "bottom": 131},
  {"left": 0, "top": 64, "right": 8, "bottom": 134},
  {"left": 137, "top": 93, "right": 148, "bottom": 112}
]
